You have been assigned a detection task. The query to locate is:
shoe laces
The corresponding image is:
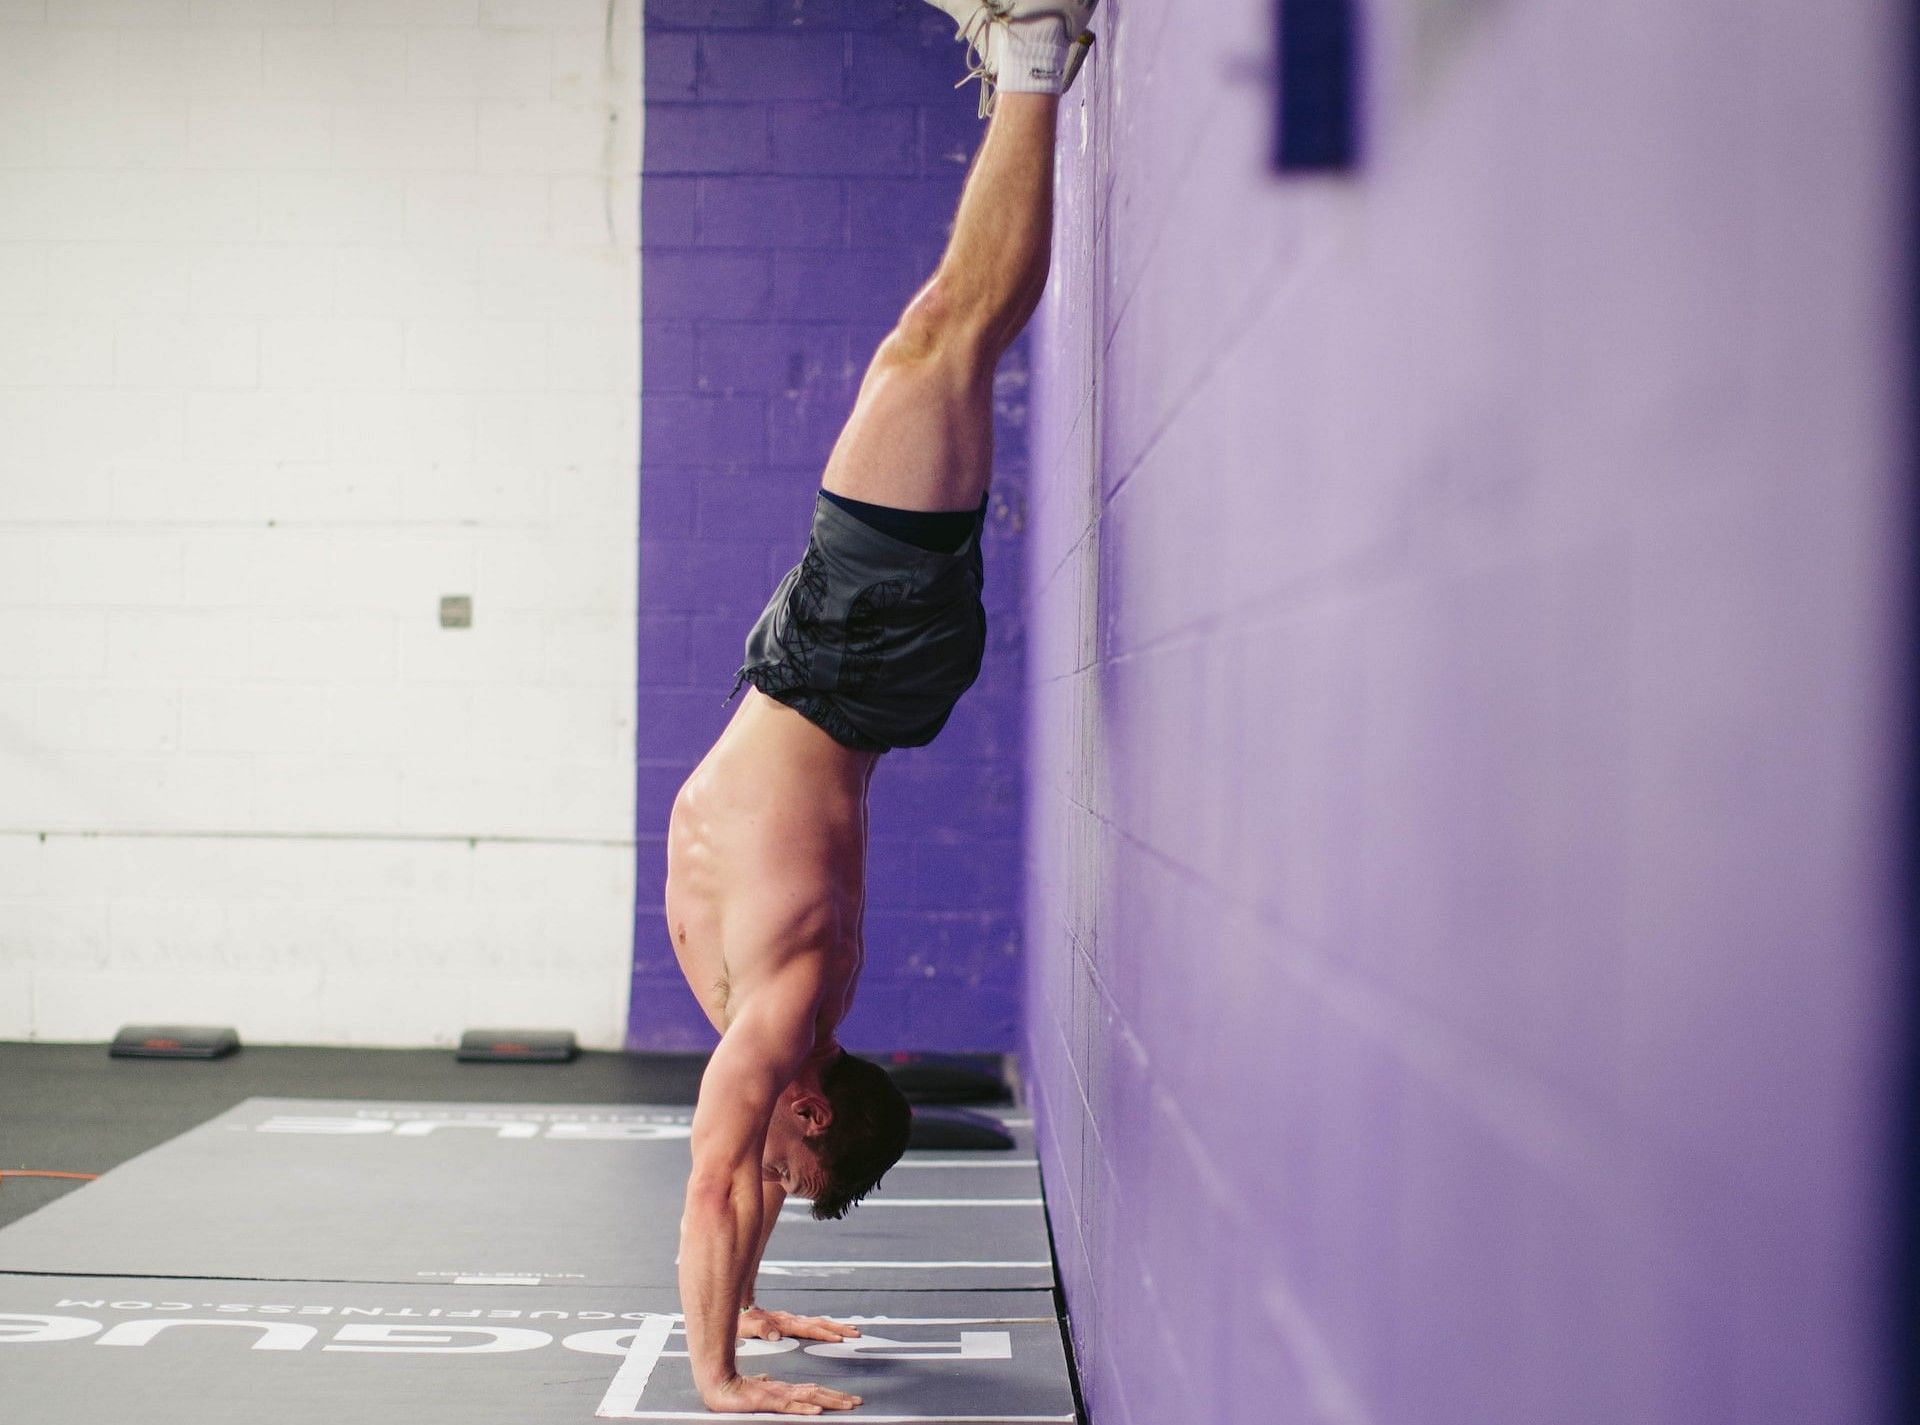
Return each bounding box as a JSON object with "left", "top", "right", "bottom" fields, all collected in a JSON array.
[{"left": 952, "top": 1, "right": 1009, "bottom": 119}]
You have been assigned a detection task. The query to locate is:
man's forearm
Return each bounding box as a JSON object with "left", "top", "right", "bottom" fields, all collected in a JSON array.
[
  {"left": 678, "top": 1179, "right": 763, "bottom": 1395},
  {"left": 737, "top": 1181, "right": 787, "bottom": 1308}
]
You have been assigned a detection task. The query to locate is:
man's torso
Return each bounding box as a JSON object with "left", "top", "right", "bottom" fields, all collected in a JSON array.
[{"left": 665, "top": 688, "right": 878, "bottom": 1038}]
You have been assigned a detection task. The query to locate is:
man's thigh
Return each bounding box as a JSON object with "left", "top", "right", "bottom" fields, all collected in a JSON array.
[{"left": 819, "top": 349, "right": 993, "bottom": 513}]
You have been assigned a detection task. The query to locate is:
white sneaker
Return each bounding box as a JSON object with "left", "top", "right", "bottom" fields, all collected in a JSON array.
[
  {"left": 997, "top": 0, "right": 1098, "bottom": 49},
  {"left": 923, "top": 0, "right": 1097, "bottom": 117}
]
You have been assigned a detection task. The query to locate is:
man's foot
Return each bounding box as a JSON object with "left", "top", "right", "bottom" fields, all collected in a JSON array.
[
  {"left": 924, "top": 0, "right": 1001, "bottom": 28},
  {"left": 924, "top": 0, "right": 1098, "bottom": 118}
]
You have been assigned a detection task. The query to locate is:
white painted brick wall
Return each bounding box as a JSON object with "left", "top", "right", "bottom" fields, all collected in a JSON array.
[{"left": 0, "top": 0, "right": 642, "bottom": 1048}]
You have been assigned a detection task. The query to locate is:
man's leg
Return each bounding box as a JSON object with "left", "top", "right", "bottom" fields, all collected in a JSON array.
[{"left": 819, "top": 91, "right": 1060, "bottom": 514}]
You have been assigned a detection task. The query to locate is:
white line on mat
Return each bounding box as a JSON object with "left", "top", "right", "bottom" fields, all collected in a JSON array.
[
  {"left": 605, "top": 1415, "right": 1075, "bottom": 1422},
  {"left": 785, "top": 1197, "right": 1043, "bottom": 1208},
  {"left": 593, "top": 1313, "right": 676, "bottom": 1419},
  {"left": 761, "top": 1260, "right": 1052, "bottom": 1270}
]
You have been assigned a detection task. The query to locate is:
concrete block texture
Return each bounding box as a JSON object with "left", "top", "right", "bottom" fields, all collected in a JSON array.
[
  {"left": 632, "top": 1, "right": 1024, "bottom": 1051},
  {"left": 1022, "top": 1, "right": 1909, "bottom": 1422},
  {"left": 0, "top": 0, "right": 644, "bottom": 1047}
]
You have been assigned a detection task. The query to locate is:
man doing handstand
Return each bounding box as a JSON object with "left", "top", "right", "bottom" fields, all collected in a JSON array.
[{"left": 662, "top": 1, "right": 1096, "bottom": 1414}]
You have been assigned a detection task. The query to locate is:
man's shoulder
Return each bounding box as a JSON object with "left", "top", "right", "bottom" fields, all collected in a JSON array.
[{"left": 719, "top": 962, "right": 832, "bottom": 1054}]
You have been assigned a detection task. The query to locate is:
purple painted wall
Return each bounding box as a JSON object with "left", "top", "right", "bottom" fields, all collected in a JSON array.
[
  {"left": 1025, "top": 3, "right": 1910, "bottom": 1424},
  {"left": 632, "top": 1, "right": 1028, "bottom": 1051}
]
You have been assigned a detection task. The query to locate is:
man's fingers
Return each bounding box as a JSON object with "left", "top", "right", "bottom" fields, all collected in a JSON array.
[
  {"left": 729, "top": 1375, "right": 861, "bottom": 1415},
  {"left": 781, "top": 1384, "right": 861, "bottom": 1410},
  {"left": 798, "top": 1385, "right": 862, "bottom": 1408},
  {"left": 767, "top": 1312, "right": 860, "bottom": 1342}
]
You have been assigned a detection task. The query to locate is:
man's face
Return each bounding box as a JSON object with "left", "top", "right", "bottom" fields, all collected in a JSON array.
[{"left": 761, "top": 1093, "right": 830, "bottom": 1198}]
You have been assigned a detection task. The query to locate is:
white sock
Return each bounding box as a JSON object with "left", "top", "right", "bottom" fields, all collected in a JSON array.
[{"left": 990, "top": 21, "right": 1072, "bottom": 95}]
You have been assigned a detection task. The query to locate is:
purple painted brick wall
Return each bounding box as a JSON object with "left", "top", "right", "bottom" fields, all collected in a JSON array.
[
  {"left": 632, "top": 0, "right": 1027, "bottom": 1051},
  {"left": 1025, "top": 3, "right": 1909, "bottom": 1424}
]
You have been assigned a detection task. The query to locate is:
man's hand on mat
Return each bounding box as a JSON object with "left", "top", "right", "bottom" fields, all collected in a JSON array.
[
  {"left": 738, "top": 1307, "right": 863, "bottom": 1343},
  {"left": 704, "top": 1373, "right": 863, "bottom": 1415}
]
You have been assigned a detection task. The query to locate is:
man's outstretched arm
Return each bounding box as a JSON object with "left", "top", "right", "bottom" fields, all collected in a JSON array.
[
  {"left": 736, "top": 1178, "right": 864, "bottom": 1346},
  {"left": 678, "top": 979, "right": 863, "bottom": 1415}
]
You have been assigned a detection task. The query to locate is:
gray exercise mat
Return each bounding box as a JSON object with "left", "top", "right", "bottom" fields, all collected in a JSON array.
[
  {"left": 0, "top": 1099, "right": 1053, "bottom": 1292},
  {"left": 0, "top": 1277, "right": 1075, "bottom": 1425}
]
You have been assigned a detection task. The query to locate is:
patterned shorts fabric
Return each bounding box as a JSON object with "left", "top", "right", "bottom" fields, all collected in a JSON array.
[{"left": 732, "top": 490, "right": 989, "bottom": 752}]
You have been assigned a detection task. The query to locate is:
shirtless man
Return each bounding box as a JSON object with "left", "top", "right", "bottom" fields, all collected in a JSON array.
[{"left": 662, "top": 1, "right": 1097, "bottom": 1414}]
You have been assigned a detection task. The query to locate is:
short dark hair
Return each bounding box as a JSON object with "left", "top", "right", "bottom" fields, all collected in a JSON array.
[{"left": 809, "top": 1051, "right": 911, "bottom": 1221}]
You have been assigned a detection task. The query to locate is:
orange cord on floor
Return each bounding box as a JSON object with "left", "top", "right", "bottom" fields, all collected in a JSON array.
[{"left": 0, "top": 1170, "right": 99, "bottom": 1184}]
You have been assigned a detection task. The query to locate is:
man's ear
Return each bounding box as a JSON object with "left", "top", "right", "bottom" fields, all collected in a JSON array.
[{"left": 792, "top": 1090, "right": 833, "bottom": 1138}]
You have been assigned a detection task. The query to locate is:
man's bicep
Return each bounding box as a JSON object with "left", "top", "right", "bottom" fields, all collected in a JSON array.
[
  {"left": 688, "top": 989, "right": 819, "bottom": 1182},
  {"left": 688, "top": 1035, "right": 783, "bottom": 1184}
]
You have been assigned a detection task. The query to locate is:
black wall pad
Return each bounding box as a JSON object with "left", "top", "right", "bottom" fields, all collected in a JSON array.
[
  {"left": 0, "top": 1277, "right": 1075, "bottom": 1425},
  {"left": 1273, "top": 0, "right": 1362, "bottom": 170},
  {"left": 0, "top": 1099, "right": 1053, "bottom": 1293}
]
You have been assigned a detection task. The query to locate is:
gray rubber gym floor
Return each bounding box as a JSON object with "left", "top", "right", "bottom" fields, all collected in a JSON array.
[{"left": 0, "top": 1044, "right": 1081, "bottom": 1424}]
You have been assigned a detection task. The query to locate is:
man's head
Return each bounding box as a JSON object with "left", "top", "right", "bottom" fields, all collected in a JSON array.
[{"left": 763, "top": 1050, "right": 912, "bottom": 1221}]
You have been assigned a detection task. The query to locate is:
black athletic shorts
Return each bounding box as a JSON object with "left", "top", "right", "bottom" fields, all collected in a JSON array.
[{"left": 729, "top": 490, "right": 989, "bottom": 752}]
